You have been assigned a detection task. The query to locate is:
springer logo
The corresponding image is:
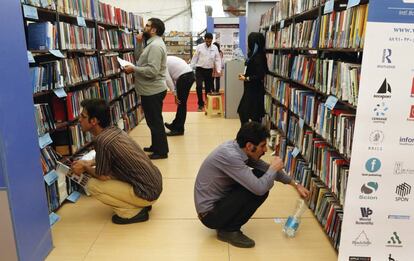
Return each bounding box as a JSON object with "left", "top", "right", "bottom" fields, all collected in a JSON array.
[
  {"left": 352, "top": 231, "right": 371, "bottom": 247},
  {"left": 360, "top": 182, "right": 378, "bottom": 200},
  {"left": 386, "top": 232, "right": 403, "bottom": 248},
  {"left": 399, "top": 136, "right": 414, "bottom": 145},
  {"left": 356, "top": 207, "right": 373, "bottom": 225},
  {"left": 373, "top": 78, "right": 392, "bottom": 99},
  {"left": 395, "top": 182, "right": 411, "bottom": 202}
]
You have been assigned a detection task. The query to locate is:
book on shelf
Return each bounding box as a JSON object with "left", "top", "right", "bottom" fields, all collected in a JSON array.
[{"left": 27, "top": 22, "right": 58, "bottom": 50}]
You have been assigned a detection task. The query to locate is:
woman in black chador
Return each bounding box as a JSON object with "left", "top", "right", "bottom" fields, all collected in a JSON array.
[{"left": 237, "top": 32, "right": 268, "bottom": 126}]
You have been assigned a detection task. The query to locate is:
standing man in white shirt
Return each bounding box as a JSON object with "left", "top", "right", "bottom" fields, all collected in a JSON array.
[
  {"left": 191, "top": 33, "right": 221, "bottom": 111},
  {"left": 164, "top": 56, "right": 195, "bottom": 136}
]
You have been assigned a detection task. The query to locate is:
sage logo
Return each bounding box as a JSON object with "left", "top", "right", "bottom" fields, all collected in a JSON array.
[
  {"left": 372, "top": 102, "right": 388, "bottom": 123},
  {"left": 386, "top": 232, "right": 402, "bottom": 248},
  {"left": 393, "top": 162, "right": 414, "bottom": 175},
  {"left": 352, "top": 230, "right": 371, "bottom": 247},
  {"left": 399, "top": 136, "right": 414, "bottom": 145},
  {"left": 373, "top": 78, "right": 392, "bottom": 99},
  {"left": 359, "top": 182, "right": 378, "bottom": 200},
  {"left": 365, "top": 158, "right": 381, "bottom": 172},
  {"left": 382, "top": 49, "right": 392, "bottom": 63},
  {"left": 356, "top": 207, "right": 373, "bottom": 225},
  {"left": 395, "top": 182, "right": 411, "bottom": 202}
]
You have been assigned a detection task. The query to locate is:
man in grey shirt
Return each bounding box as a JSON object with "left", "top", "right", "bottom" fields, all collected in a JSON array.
[
  {"left": 194, "top": 122, "right": 310, "bottom": 248},
  {"left": 124, "top": 18, "right": 168, "bottom": 160}
]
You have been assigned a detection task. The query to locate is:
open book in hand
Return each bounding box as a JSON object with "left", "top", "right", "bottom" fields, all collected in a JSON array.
[
  {"left": 117, "top": 57, "right": 135, "bottom": 68},
  {"left": 56, "top": 161, "right": 92, "bottom": 195}
]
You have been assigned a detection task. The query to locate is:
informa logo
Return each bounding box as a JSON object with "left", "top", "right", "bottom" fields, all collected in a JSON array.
[
  {"left": 349, "top": 257, "right": 371, "bottom": 261},
  {"left": 373, "top": 78, "right": 392, "bottom": 99},
  {"left": 408, "top": 105, "right": 414, "bottom": 121},
  {"left": 356, "top": 207, "right": 373, "bottom": 225},
  {"left": 395, "top": 182, "right": 411, "bottom": 201},
  {"left": 352, "top": 231, "right": 371, "bottom": 247},
  {"left": 365, "top": 158, "right": 381, "bottom": 172},
  {"left": 386, "top": 232, "right": 403, "bottom": 248},
  {"left": 399, "top": 136, "right": 414, "bottom": 146},
  {"left": 360, "top": 182, "right": 378, "bottom": 200},
  {"left": 394, "top": 162, "right": 414, "bottom": 175},
  {"left": 372, "top": 102, "right": 388, "bottom": 123},
  {"left": 368, "top": 130, "right": 384, "bottom": 151}
]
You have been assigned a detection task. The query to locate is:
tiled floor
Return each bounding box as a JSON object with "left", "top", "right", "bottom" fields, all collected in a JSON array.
[{"left": 46, "top": 112, "right": 338, "bottom": 261}]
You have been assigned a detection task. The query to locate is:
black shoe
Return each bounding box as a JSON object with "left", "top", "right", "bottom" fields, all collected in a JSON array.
[
  {"left": 145, "top": 206, "right": 152, "bottom": 212},
  {"left": 166, "top": 130, "right": 184, "bottom": 136},
  {"left": 112, "top": 208, "right": 149, "bottom": 225},
  {"left": 149, "top": 153, "right": 168, "bottom": 160},
  {"left": 217, "top": 230, "right": 255, "bottom": 248},
  {"left": 198, "top": 106, "right": 204, "bottom": 112},
  {"left": 143, "top": 147, "right": 153, "bottom": 152},
  {"left": 164, "top": 122, "right": 173, "bottom": 131}
]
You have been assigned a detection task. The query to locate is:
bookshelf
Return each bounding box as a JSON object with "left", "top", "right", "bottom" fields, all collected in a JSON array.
[
  {"left": 164, "top": 31, "right": 192, "bottom": 62},
  {"left": 260, "top": 0, "right": 368, "bottom": 250},
  {"left": 21, "top": 0, "right": 145, "bottom": 220}
]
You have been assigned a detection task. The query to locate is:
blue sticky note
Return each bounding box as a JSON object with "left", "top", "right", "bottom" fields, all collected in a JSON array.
[
  {"left": 77, "top": 16, "right": 86, "bottom": 27},
  {"left": 49, "top": 49, "right": 65, "bottom": 58},
  {"left": 325, "top": 95, "right": 339, "bottom": 110},
  {"left": 347, "top": 0, "right": 360, "bottom": 9},
  {"left": 324, "top": 0, "right": 334, "bottom": 14},
  {"left": 23, "top": 5, "right": 39, "bottom": 20},
  {"left": 292, "top": 147, "right": 300, "bottom": 158},
  {"left": 67, "top": 191, "right": 81, "bottom": 202},
  {"left": 44, "top": 170, "right": 59, "bottom": 186},
  {"left": 299, "top": 118, "right": 305, "bottom": 129},
  {"left": 39, "top": 133, "right": 53, "bottom": 149},
  {"left": 53, "top": 88, "right": 67, "bottom": 98},
  {"left": 49, "top": 212, "right": 60, "bottom": 226},
  {"left": 280, "top": 20, "right": 285, "bottom": 29},
  {"left": 27, "top": 51, "right": 35, "bottom": 63}
]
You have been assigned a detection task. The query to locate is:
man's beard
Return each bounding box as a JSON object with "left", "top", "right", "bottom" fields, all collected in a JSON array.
[{"left": 143, "top": 31, "right": 151, "bottom": 39}]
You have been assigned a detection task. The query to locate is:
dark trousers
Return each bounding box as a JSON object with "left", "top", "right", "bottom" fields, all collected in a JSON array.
[
  {"left": 214, "top": 77, "right": 220, "bottom": 93},
  {"left": 141, "top": 90, "right": 169, "bottom": 155},
  {"left": 239, "top": 113, "right": 262, "bottom": 127},
  {"left": 195, "top": 67, "right": 214, "bottom": 107},
  {"left": 170, "top": 72, "right": 195, "bottom": 132},
  {"left": 200, "top": 169, "right": 268, "bottom": 232}
]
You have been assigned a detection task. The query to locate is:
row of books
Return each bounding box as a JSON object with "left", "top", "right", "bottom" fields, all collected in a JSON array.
[
  {"left": 70, "top": 123, "right": 92, "bottom": 154},
  {"left": 292, "top": 18, "right": 320, "bottom": 49},
  {"left": 100, "top": 54, "right": 121, "bottom": 77},
  {"left": 40, "top": 146, "right": 60, "bottom": 174},
  {"left": 123, "top": 107, "right": 143, "bottom": 132},
  {"left": 59, "top": 22, "right": 96, "bottom": 50},
  {"left": 61, "top": 55, "right": 100, "bottom": 86},
  {"left": 57, "top": 0, "right": 95, "bottom": 20},
  {"left": 21, "top": 0, "right": 55, "bottom": 9},
  {"left": 30, "top": 62, "right": 63, "bottom": 93},
  {"left": 34, "top": 103, "right": 56, "bottom": 136},
  {"left": 95, "top": 1, "right": 144, "bottom": 30},
  {"left": 319, "top": 4, "right": 368, "bottom": 49},
  {"left": 27, "top": 22, "right": 57, "bottom": 50},
  {"left": 98, "top": 27, "right": 134, "bottom": 50}
]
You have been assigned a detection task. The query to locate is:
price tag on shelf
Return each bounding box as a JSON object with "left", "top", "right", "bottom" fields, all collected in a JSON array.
[
  {"left": 77, "top": 16, "right": 86, "bottom": 27},
  {"left": 299, "top": 118, "right": 305, "bottom": 129},
  {"left": 49, "top": 212, "right": 60, "bottom": 226},
  {"left": 324, "top": 0, "right": 334, "bottom": 14},
  {"left": 39, "top": 133, "right": 53, "bottom": 149},
  {"left": 280, "top": 20, "right": 285, "bottom": 29},
  {"left": 269, "top": 25, "right": 273, "bottom": 32},
  {"left": 49, "top": 49, "right": 65, "bottom": 58},
  {"left": 292, "top": 147, "right": 301, "bottom": 158},
  {"left": 53, "top": 88, "right": 67, "bottom": 98},
  {"left": 27, "top": 51, "right": 35, "bottom": 63},
  {"left": 347, "top": 0, "right": 360, "bottom": 9},
  {"left": 23, "top": 5, "right": 39, "bottom": 20},
  {"left": 325, "top": 95, "right": 339, "bottom": 110},
  {"left": 67, "top": 191, "right": 81, "bottom": 203},
  {"left": 44, "top": 170, "right": 59, "bottom": 186}
]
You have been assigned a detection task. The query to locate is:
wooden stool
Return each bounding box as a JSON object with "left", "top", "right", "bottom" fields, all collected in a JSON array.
[{"left": 205, "top": 93, "right": 223, "bottom": 117}]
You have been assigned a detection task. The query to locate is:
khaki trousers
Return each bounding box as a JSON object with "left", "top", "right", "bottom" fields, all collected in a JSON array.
[{"left": 87, "top": 178, "right": 154, "bottom": 218}]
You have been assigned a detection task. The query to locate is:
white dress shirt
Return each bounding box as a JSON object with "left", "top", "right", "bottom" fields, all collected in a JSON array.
[
  {"left": 190, "top": 43, "right": 221, "bottom": 73},
  {"left": 165, "top": 56, "right": 193, "bottom": 93}
]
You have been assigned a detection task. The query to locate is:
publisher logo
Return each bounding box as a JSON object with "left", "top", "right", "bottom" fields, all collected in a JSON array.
[
  {"left": 373, "top": 78, "right": 392, "bottom": 99},
  {"left": 349, "top": 257, "right": 371, "bottom": 261},
  {"left": 386, "top": 232, "right": 403, "bottom": 248},
  {"left": 377, "top": 49, "right": 395, "bottom": 69},
  {"left": 388, "top": 253, "right": 398, "bottom": 261},
  {"left": 408, "top": 105, "right": 414, "bottom": 121},
  {"left": 394, "top": 162, "right": 414, "bottom": 175},
  {"left": 399, "top": 136, "right": 414, "bottom": 145},
  {"left": 372, "top": 102, "right": 388, "bottom": 123},
  {"left": 356, "top": 207, "right": 373, "bottom": 225},
  {"left": 388, "top": 214, "right": 410, "bottom": 220},
  {"left": 359, "top": 182, "right": 378, "bottom": 200},
  {"left": 395, "top": 182, "right": 411, "bottom": 202},
  {"left": 352, "top": 231, "right": 371, "bottom": 247},
  {"left": 368, "top": 130, "right": 384, "bottom": 151},
  {"left": 365, "top": 158, "right": 381, "bottom": 172},
  {"left": 410, "top": 77, "right": 414, "bottom": 97}
]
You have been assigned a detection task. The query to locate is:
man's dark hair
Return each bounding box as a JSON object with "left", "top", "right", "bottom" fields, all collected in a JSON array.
[
  {"left": 149, "top": 18, "right": 165, "bottom": 36},
  {"left": 236, "top": 122, "right": 270, "bottom": 148},
  {"left": 204, "top": 32, "right": 213, "bottom": 39},
  {"left": 80, "top": 99, "right": 111, "bottom": 128},
  {"left": 213, "top": 42, "right": 221, "bottom": 52}
]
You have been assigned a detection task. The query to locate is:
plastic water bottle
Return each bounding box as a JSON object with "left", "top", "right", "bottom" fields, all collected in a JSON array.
[{"left": 283, "top": 199, "right": 307, "bottom": 237}]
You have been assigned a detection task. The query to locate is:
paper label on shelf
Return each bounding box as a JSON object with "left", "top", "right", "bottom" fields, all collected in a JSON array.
[
  {"left": 44, "top": 170, "right": 58, "bottom": 186},
  {"left": 39, "top": 133, "right": 53, "bottom": 149},
  {"left": 49, "top": 212, "right": 60, "bottom": 226},
  {"left": 280, "top": 20, "right": 285, "bottom": 29},
  {"left": 347, "top": 0, "right": 360, "bottom": 9},
  {"left": 117, "top": 118, "right": 125, "bottom": 130},
  {"left": 23, "top": 5, "right": 39, "bottom": 20},
  {"left": 27, "top": 51, "right": 35, "bottom": 63},
  {"left": 325, "top": 95, "right": 339, "bottom": 110},
  {"left": 77, "top": 16, "right": 86, "bottom": 27},
  {"left": 49, "top": 50, "right": 65, "bottom": 58},
  {"left": 292, "top": 147, "right": 300, "bottom": 158},
  {"left": 299, "top": 118, "right": 305, "bottom": 129},
  {"left": 324, "top": 0, "right": 334, "bottom": 14},
  {"left": 40, "top": 0, "right": 49, "bottom": 7},
  {"left": 53, "top": 88, "right": 67, "bottom": 98},
  {"left": 66, "top": 191, "right": 81, "bottom": 202}
]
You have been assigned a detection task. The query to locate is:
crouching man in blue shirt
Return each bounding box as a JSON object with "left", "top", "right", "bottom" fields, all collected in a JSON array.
[{"left": 194, "top": 122, "right": 310, "bottom": 248}]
